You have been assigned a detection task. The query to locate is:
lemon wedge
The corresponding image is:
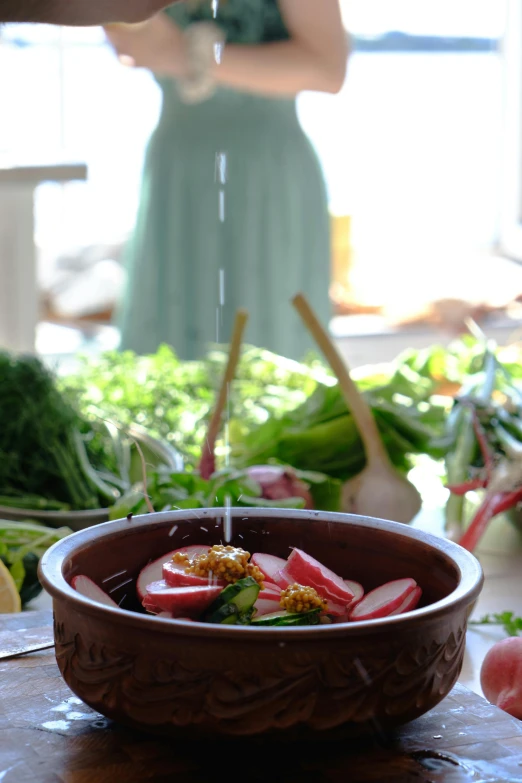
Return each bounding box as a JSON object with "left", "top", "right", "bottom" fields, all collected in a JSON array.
[{"left": 0, "top": 559, "right": 21, "bottom": 613}]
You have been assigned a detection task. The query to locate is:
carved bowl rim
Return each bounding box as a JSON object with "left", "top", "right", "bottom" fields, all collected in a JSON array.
[{"left": 39, "top": 507, "right": 483, "bottom": 639}]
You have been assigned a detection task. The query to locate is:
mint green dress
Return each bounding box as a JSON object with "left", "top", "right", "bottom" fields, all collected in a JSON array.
[{"left": 117, "top": 0, "right": 331, "bottom": 361}]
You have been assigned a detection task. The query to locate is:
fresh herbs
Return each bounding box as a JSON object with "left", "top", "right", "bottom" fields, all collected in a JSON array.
[
  {"left": 470, "top": 612, "right": 522, "bottom": 637},
  {"left": 62, "top": 345, "right": 329, "bottom": 467},
  {"left": 0, "top": 352, "right": 174, "bottom": 513},
  {"left": 109, "top": 464, "right": 342, "bottom": 520}
]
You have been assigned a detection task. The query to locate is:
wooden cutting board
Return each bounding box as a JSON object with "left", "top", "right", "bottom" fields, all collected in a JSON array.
[{"left": 2, "top": 612, "right": 522, "bottom": 782}]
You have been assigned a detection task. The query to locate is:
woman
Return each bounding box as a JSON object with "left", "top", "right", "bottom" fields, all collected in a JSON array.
[{"left": 106, "top": 0, "right": 348, "bottom": 360}]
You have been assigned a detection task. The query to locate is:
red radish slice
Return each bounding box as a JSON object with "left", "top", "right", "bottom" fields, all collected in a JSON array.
[
  {"left": 276, "top": 569, "right": 292, "bottom": 589},
  {"left": 251, "top": 553, "right": 288, "bottom": 585},
  {"left": 344, "top": 580, "right": 364, "bottom": 604},
  {"left": 349, "top": 578, "right": 417, "bottom": 621},
  {"left": 137, "top": 545, "right": 209, "bottom": 600},
  {"left": 324, "top": 598, "right": 348, "bottom": 617},
  {"left": 254, "top": 598, "right": 283, "bottom": 617},
  {"left": 278, "top": 565, "right": 352, "bottom": 610},
  {"left": 285, "top": 548, "right": 354, "bottom": 604},
  {"left": 142, "top": 595, "right": 161, "bottom": 614},
  {"left": 257, "top": 588, "right": 281, "bottom": 602},
  {"left": 163, "top": 560, "right": 225, "bottom": 588},
  {"left": 260, "top": 581, "right": 281, "bottom": 595},
  {"left": 157, "top": 612, "right": 195, "bottom": 622},
  {"left": 389, "top": 586, "right": 422, "bottom": 616},
  {"left": 145, "top": 582, "right": 223, "bottom": 616},
  {"left": 275, "top": 568, "right": 346, "bottom": 616},
  {"left": 72, "top": 575, "right": 119, "bottom": 608}
]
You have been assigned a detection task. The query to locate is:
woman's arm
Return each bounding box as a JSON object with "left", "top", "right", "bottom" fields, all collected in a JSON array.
[
  {"left": 0, "top": 0, "right": 175, "bottom": 24},
  {"left": 105, "top": 0, "right": 348, "bottom": 97},
  {"left": 216, "top": 0, "right": 349, "bottom": 96}
]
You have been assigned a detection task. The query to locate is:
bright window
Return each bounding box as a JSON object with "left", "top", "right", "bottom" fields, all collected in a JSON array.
[{"left": 0, "top": 1, "right": 510, "bottom": 322}]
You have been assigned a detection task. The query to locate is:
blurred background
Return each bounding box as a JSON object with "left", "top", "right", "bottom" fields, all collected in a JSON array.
[{"left": 0, "top": 0, "right": 521, "bottom": 367}]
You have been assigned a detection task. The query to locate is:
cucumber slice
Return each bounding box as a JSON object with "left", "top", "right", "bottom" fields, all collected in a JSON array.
[
  {"left": 206, "top": 603, "right": 240, "bottom": 624},
  {"left": 251, "top": 609, "right": 321, "bottom": 627},
  {"left": 205, "top": 577, "right": 260, "bottom": 617}
]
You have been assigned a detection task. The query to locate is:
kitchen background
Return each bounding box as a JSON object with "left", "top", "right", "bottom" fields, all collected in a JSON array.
[{"left": 0, "top": 0, "right": 520, "bottom": 367}]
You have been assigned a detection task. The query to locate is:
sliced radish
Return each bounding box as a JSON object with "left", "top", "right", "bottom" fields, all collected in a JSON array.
[
  {"left": 158, "top": 612, "right": 195, "bottom": 622},
  {"left": 278, "top": 564, "right": 352, "bottom": 611},
  {"left": 349, "top": 578, "right": 417, "bottom": 621},
  {"left": 389, "top": 586, "right": 422, "bottom": 616},
  {"left": 275, "top": 568, "right": 292, "bottom": 588},
  {"left": 142, "top": 594, "right": 162, "bottom": 614},
  {"left": 260, "top": 581, "right": 281, "bottom": 595},
  {"left": 251, "top": 553, "right": 288, "bottom": 585},
  {"left": 344, "top": 580, "right": 364, "bottom": 604},
  {"left": 163, "top": 560, "right": 225, "bottom": 588},
  {"left": 324, "top": 598, "right": 348, "bottom": 617},
  {"left": 257, "top": 588, "right": 281, "bottom": 602},
  {"left": 254, "top": 598, "right": 283, "bottom": 617},
  {"left": 72, "top": 575, "right": 119, "bottom": 608},
  {"left": 285, "top": 549, "right": 354, "bottom": 604},
  {"left": 145, "top": 581, "right": 223, "bottom": 617},
  {"left": 137, "top": 544, "right": 209, "bottom": 600}
]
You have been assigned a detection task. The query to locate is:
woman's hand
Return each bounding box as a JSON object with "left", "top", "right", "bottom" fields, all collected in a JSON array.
[{"left": 104, "top": 13, "right": 186, "bottom": 78}]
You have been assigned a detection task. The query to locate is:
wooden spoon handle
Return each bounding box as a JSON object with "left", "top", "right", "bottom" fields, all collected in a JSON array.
[
  {"left": 292, "top": 293, "right": 389, "bottom": 467},
  {"left": 203, "top": 309, "right": 249, "bottom": 467}
]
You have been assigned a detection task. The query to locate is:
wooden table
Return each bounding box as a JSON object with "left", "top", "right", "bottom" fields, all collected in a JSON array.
[
  {"left": 2, "top": 612, "right": 522, "bottom": 782},
  {"left": 0, "top": 161, "right": 87, "bottom": 354}
]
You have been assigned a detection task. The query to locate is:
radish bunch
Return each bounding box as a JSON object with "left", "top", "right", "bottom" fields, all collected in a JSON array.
[{"left": 71, "top": 544, "right": 422, "bottom": 624}]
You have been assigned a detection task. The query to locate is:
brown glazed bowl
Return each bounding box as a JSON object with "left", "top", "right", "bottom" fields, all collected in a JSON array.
[{"left": 39, "top": 508, "right": 483, "bottom": 739}]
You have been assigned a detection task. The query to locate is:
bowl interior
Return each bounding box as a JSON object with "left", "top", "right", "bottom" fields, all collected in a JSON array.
[{"left": 61, "top": 512, "right": 462, "bottom": 614}]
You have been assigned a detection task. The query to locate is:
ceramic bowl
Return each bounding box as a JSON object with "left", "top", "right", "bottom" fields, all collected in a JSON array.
[{"left": 39, "top": 508, "right": 483, "bottom": 739}]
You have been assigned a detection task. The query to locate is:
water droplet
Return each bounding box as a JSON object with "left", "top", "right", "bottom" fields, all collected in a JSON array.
[
  {"left": 433, "top": 735, "right": 442, "bottom": 739},
  {"left": 169, "top": 525, "right": 178, "bottom": 537},
  {"left": 102, "top": 570, "right": 128, "bottom": 583},
  {"left": 200, "top": 526, "right": 208, "bottom": 532},
  {"left": 219, "top": 268, "right": 225, "bottom": 306},
  {"left": 42, "top": 720, "right": 70, "bottom": 732},
  {"left": 108, "top": 577, "right": 133, "bottom": 594},
  {"left": 66, "top": 711, "right": 90, "bottom": 721}
]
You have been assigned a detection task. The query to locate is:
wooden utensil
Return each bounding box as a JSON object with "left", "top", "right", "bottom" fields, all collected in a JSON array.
[
  {"left": 292, "top": 293, "right": 421, "bottom": 523},
  {"left": 199, "top": 309, "right": 249, "bottom": 479}
]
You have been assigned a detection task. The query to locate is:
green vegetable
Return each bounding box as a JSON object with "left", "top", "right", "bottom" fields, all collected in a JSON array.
[
  {"left": 203, "top": 577, "right": 260, "bottom": 625},
  {"left": 0, "top": 352, "right": 165, "bottom": 512},
  {"left": 62, "top": 344, "right": 329, "bottom": 467},
  {"left": 109, "top": 464, "right": 342, "bottom": 519},
  {"left": 231, "top": 367, "right": 447, "bottom": 481},
  {"left": 251, "top": 609, "right": 321, "bottom": 626},
  {"left": 469, "top": 612, "right": 522, "bottom": 637},
  {"left": 0, "top": 521, "right": 71, "bottom": 605}
]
